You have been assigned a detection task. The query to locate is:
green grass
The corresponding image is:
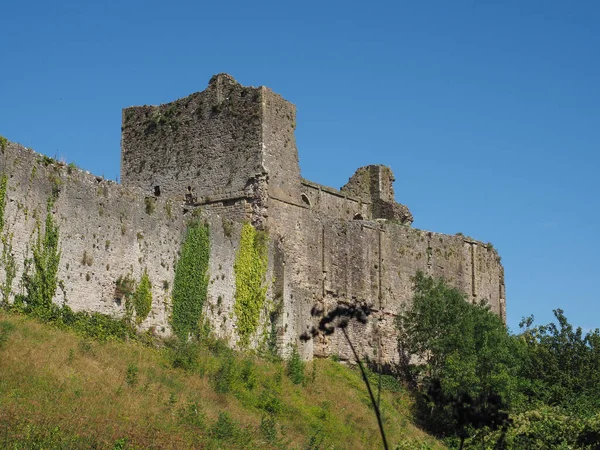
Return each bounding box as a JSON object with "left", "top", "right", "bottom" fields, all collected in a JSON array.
[{"left": 0, "top": 311, "right": 443, "bottom": 449}]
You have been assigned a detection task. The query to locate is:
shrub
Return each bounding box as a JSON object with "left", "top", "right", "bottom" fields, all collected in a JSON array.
[
  {"left": 59, "top": 306, "right": 136, "bottom": 341},
  {"left": 240, "top": 358, "right": 257, "bottom": 390},
  {"left": 170, "top": 341, "right": 200, "bottom": 372},
  {"left": 213, "top": 351, "right": 237, "bottom": 394},
  {"left": 286, "top": 345, "right": 305, "bottom": 385},
  {"left": 259, "top": 414, "right": 278, "bottom": 443},
  {"left": 126, "top": 363, "right": 139, "bottom": 387},
  {"left": 211, "top": 412, "right": 238, "bottom": 441},
  {"left": 0, "top": 320, "right": 14, "bottom": 349},
  {"left": 257, "top": 388, "right": 284, "bottom": 415},
  {"left": 177, "top": 399, "right": 206, "bottom": 429}
]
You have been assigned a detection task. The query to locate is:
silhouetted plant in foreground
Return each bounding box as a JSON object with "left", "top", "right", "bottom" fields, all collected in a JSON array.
[{"left": 300, "top": 303, "right": 390, "bottom": 450}]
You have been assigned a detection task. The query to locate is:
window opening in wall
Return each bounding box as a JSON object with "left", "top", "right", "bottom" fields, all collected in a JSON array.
[
  {"left": 154, "top": 186, "right": 161, "bottom": 197},
  {"left": 353, "top": 213, "right": 364, "bottom": 220},
  {"left": 301, "top": 193, "right": 311, "bottom": 207}
]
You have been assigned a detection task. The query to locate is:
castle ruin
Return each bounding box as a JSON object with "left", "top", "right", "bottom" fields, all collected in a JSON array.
[{"left": 0, "top": 74, "right": 505, "bottom": 362}]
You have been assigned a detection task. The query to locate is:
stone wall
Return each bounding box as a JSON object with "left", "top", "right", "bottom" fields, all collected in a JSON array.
[
  {"left": 0, "top": 141, "right": 183, "bottom": 332},
  {"left": 300, "top": 180, "right": 370, "bottom": 221},
  {"left": 0, "top": 141, "right": 260, "bottom": 343},
  {"left": 266, "top": 196, "right": 504, "bottom": 363}
]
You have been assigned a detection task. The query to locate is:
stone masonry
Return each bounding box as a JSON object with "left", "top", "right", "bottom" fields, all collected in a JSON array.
[{"left": 0, "top": 74, "right": 506, "bottom": 363}]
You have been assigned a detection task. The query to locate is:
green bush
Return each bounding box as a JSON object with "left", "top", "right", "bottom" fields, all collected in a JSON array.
[
  {"left": 59, "top": 306, "right": 136, "bottom": 341},
  {"left": 125, "top": 363, "right": 139, "bottom": 387},
  {"left": 177, "top": 399, "right": 206, "bottom": 429},
  {"left": 214, "top": 351, "right": 237, "bottom": 394},
  {"left": 0, "top": 320, "right": 14, "bottom": 349},
  {"left": 472, "top": 407, "right": 600, "bottom": 449},
  {"left": 169, "top": 341, "right": 200, "bottom": 372},
  {"left": 240, "top": 358, "right": 257, "bottom": 390},
  {"left": 211, "top": 412, "right": 238, "bottom": 441},
  {"left": 259, "top": 414, "right": 278, "bottom": 443},
  {"left": 286, "top": 345, "right": 306, "bottom": 385},
  {"left": 257, "top": 388, "right": 284, "bottom": 415}
]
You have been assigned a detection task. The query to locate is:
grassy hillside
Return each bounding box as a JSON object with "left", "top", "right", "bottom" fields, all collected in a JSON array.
[{"left": 0, "top": 311, "right": 442, "bottom": 449}]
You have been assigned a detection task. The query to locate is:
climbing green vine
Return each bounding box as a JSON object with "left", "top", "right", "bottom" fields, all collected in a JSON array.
[
  {"left": 133, "top": 269, "right": 152, "bottom": 324},
  {"left": 0, "top": 233, "right": 16, "bottom": 307},
  {"left": 0, "top": 174, "right": 12, "bottom": 306},
  {"left": 172, "top": 219, "right": 210, "bottom": 340},
  {"left": 234, "top": 223, "right": 268, "bottom": 347},
  {"left": 0, "top": 174, "right": 7, "bottom": 232},
  {"left": 20, "top": 199, "right": 61, "bottom": 318}
]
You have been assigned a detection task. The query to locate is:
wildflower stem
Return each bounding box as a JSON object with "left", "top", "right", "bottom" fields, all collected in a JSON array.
[{"left": 342, "top": 328, "right": 389, "bottom": 450}]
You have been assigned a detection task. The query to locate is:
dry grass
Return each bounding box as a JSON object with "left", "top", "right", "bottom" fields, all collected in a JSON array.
[{"left": 0, "top": 311, "right": 444, "bottom": 449}]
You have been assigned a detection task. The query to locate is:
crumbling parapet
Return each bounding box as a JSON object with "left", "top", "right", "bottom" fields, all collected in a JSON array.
[
  {"left": 371, "top": 200, "right": 413, "bottom": 224},
  {"left": 341, "top": 165, "right": 413, "bottom": 224}
]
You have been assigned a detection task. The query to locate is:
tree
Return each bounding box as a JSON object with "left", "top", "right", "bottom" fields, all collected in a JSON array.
[
  {"left": 396, "top": 271, "right": 521, "bottom": 441},
  {"left": 519, "top": 309, "right": 600, "bottom": 414}
]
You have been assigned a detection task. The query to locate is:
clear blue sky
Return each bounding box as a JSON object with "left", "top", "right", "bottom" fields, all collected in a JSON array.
[{"left": 1, "top": 1, "right": 598, "bottom": 333}]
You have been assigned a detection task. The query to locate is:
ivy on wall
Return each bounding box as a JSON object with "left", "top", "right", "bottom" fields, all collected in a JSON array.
[
  {"left": 0, "top": 174, "right": 7, "bottom": 232},
  {"left": 234, "top": 223, "right": 268, "bottom": 347},
  {"left": 21, "top": 199, "right": 61, "bottom": 317},
  {"left": 0, "top": 234, "right": 16, "bottom": 307},
  {"left": 0, "top": 173, "right": 12, "bottom": 306},
  {"left": 172, "top": 220, "right": 210, "bottom": 340},
  {"left": 133, "top": 269, "right": 152, "bottom": 324}
]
